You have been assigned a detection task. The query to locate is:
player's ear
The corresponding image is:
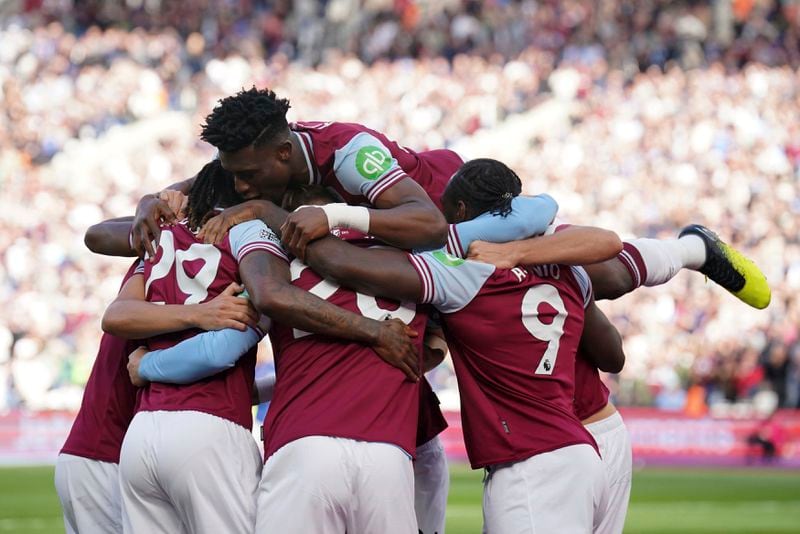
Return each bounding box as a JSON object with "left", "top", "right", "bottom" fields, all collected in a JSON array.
[
  {"left": 276, "top": 140, "right": 292, "bottom": 162},
  {"left": 456, "top": 200, "right": 468, "bottom": 223}
]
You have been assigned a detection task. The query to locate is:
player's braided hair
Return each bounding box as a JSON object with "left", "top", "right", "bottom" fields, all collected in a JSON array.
[
  {"left": 186, "top": 160, "right": 243, "bottom": 231},
  {"left": 445, "top": 158, "right": 522, "bottom": 218},
  {"left": 201, "top": 87, "right": 291, "bottom": 152}
]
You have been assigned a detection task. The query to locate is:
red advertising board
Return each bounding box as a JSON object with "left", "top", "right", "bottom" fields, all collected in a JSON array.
[
  {"left": 1, "top": 408, "right": 799, "bottom": 466},
  {"left": 440, "top": 408, "right": 800, "bottom": 468}
]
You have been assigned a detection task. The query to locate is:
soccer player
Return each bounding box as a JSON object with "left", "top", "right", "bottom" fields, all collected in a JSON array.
[
  {"left": 55, "top": 262, "right": 140, "bottom": 534},
  {"left": 54, "top": 253, "right": 261, "bottom": 534},
  {"left": 101, "top": 161, "right": 419, "bottom": 533},
  {"left": 467, "top": 222, "right": 772, "bottom": 534}
]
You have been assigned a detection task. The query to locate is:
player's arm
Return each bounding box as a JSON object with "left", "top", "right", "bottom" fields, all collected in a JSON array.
[
  {"left": 280, "top": 179, "right": 446, "bottom": 260},
  {"left": 423, "top": 324, "right": 448, "bottom": 373},
  {"left": 102, "top": 275, "right": 258, "bottom": 339},
  {"left": 467, "top": 225, "right": 623, "bottom": 269},
  {"left": 280, "top": 133, "right": 447, "bottom": 258},
  {"left": 446, "top": 194, "right": 559, "bottom": 258},
  {"left": 85, "top": 216, "right": 136, "bottom": 256},
  {"left": 126, "top": 323, "right": 266, "bottom": 385},
  {"left": 239, "top": 250, "right": 422, "bottom": 380},
  {"left": 578, "top": 298, "right": 625, "bottom": 373}
]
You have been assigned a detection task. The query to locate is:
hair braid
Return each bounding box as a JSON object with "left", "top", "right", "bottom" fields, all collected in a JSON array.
[
  {"left": 186, "top": 160, "right": 242, "bottom": 231},
  {"left": 445, "top": 158, "right": 522, "bottom": 218}
]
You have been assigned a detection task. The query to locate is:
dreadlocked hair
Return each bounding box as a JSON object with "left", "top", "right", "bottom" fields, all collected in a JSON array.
[
  {"left": 186, "top": 160, "right": 243, "bottom": 231},
  {"left": 201, "top": 87, "right": 291, "bottom": 152},
  {"left": 445, "top": 158, "right": 522, "bottom": 218}
]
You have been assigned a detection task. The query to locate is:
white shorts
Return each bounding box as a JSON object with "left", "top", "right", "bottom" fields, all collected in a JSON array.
[
  {"left": 256, "top": 435, "right": 417, "bottom": 534},
  {"left": 585, "top": 412, "right": 632, "bottom": 534},
  {"left": 414, "top": 435, "right": 449, "bottom": 534},
  {"left": 54, "top": 453, "right": 121, "bottom": 534},
  {"left": 119, "top": 410, "right": 262, "bottom": 534},
  {"left": 482, "top": 443, "right": 606, "bottom": 534}
]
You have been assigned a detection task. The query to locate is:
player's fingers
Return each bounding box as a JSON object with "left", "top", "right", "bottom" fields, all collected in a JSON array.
[
  {"left": 157, "top": 202, "right": 177, "bottom": 224},
  {"left": 222, "top": 282, "right": 241, "bottom": 296},
  {"left": 396, "top": 360, "right": 418, "bottom": 382},
  {"left": 224, "top": 319, "right": 249, "bottom": 332},
  {"left": 403, "top": 326, "right": 419, "bottom": 338},
  {"left": 141, "top": 224, "right": 158, "bottom": 261},
  {"left": 130, "top": 226, "right": 145, "bottom": 257}
]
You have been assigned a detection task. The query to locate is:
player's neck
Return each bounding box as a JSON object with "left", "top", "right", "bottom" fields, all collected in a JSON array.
[{"left": 288, "top": 131, "right": 312, "bottom": 185}]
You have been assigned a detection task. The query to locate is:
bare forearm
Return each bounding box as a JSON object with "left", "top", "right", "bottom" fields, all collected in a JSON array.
[
  {"left": 367, "top": 202, "right": 447, "bottom": 250},
  {"left": 510, "top": 227, "right": 623, "bottom": 266},
  {"left": 85, "top": 218, "right": 135, "bottom": 256},
  {"left": 305, "top": 237, "right": 423, "bottom": 302},
  {"left": 252, "top": 280, "right": 379, "bottom": 345},
  {"left": 579, "top": 302, "right": 625, "bottom": 373},
  {"left": 102, "top": 300, "right": 200, "bottom": 339}
]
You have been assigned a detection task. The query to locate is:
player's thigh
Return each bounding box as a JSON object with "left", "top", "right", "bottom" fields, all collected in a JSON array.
[
  {"left": 351, "top": 440, "right": 417, "bottom": 534},
  {"left": 483, "top": 444, "right": 604, "bottom": 534},
  {"left": 414, "top": 435, "right": 449, "bottom": 534},
  {"left": 590, "top": 417, "right": 632, "bottom": 534},
  {"left": 119, "top": 412, "right": 185, "bottom": 534},
  {"left": 256, "top": 435, "right": 350, "bottom": 534},
  {"left": 55, "top": 453, "right": 122, "bottom": 534},
  {"left": 150, "top": 411, "right": 261, "bottom": 534}
]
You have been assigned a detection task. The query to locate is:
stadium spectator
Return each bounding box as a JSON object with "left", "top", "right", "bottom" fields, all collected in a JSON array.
[{"left": 0, "top": 2, "right": 797, "bottom": 414}]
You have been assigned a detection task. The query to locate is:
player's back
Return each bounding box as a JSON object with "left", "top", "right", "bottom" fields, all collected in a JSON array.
[
  {"left": 137, "top": 221, "right": 257, "bottom": 430},
  {"left": 61, "top": 262, "right": 140, "bottom": 463},
  {"left": 264, "top": 233, "right": 429, "bottom": 460},
  {"left": 291, "top": 121, "right": 461, "bottom": 208},
  {"left": 409, "top": 252, "right": 597, "bottom": 468},
  {"left": 574, "top": 350, "right": 611, "bottom": 421}
]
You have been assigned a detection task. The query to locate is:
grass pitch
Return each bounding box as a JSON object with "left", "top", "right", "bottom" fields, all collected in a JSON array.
[{"left": 0, "top": 465, "right": 798, "bottom": 533}]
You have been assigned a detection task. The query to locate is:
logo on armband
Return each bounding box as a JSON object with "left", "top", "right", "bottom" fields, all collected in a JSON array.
[
  {"left": 355, "top": 146, "right": 392, "bottom": 180},
  {"left": 432, "top": 250, "right": 465, "bottom": 267}
]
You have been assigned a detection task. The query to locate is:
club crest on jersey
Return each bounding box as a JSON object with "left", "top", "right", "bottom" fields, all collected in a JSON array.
[
  {"left": 432, "top": 250, "right": 465, "bottom": 267},
  {"left": 356, "top": 145, "right": 392, "bottom": 180}
]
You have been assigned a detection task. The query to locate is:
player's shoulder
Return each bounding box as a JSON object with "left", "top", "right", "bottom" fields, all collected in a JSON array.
[
  {"left": 228, "top": 219, "right": 279, "bottom": 243},
  {"left": 412, "top": 249, "right": 496, "bottom": 313}
]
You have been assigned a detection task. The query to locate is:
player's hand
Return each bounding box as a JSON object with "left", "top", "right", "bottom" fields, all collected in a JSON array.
[
  {"left": 127, "top": 347, "right": 149, "bottom": 388},
  {"left": 159, "top": 190, "right": 188, "bottom": 220},
  {"left": 198, "top": 201, "right": 263, "bottom": 245},
  {"left": 131, "top": 194, "right": 177, "bottom": 260},
  {"left": 280, "top": 206, "right": 329, "bottom": 261},
  {"left": 195, "top": 283, "right": 259, "bottom": 331},
  {"left": 371, "top": 318, "right": 420, "bottom": 382},
  {"left": 467, "top": 241, "right": 519, "bottom": 269}
]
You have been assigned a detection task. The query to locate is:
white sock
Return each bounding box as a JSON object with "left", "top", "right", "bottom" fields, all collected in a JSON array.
[
  {"left": 627, "top": 237, "right": 706, "bottom": 287},
  {"left": 676, "top": 234, "right": 707, "bottom": 270}
]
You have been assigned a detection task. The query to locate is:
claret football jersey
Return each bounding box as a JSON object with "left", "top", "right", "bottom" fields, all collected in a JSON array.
[
  {"left": 574, "top": 351, "right": 611, "bottom": 421},
  {"left": 261, "top": 230, "right": 430, "bottom": 460},
  {"left": 61, "top": 261, "right": 142, "bottom": 463},
  {"left": 136, "top": 219, "right": 283, "bottom": 430},
  {"left": 291, "top": 121, "right": 463, "bottom": 209},
  {"left": 407, "top": 250, "right": 598, "bottom": 468}
]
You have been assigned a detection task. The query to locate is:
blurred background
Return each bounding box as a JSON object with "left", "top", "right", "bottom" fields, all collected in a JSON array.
[{"left": 0, "top": 0, "right": 799, "bottom": 532}]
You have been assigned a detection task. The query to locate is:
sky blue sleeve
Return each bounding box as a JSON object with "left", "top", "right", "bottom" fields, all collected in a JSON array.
[
  {"left": 447, "top": 194, "right": 558, "bottom": 257},
  {"left": 138, "top": 327, "right": 262, "bottom": 384}
]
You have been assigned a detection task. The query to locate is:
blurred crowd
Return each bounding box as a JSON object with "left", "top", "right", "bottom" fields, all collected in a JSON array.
[{"left": 0, "top": 1, "right": 798, "bottom": 415}]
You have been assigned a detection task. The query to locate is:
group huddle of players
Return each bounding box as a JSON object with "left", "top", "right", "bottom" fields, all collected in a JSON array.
[{"left": 54, "top": 88, "right": 770, "bottom": 534}]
